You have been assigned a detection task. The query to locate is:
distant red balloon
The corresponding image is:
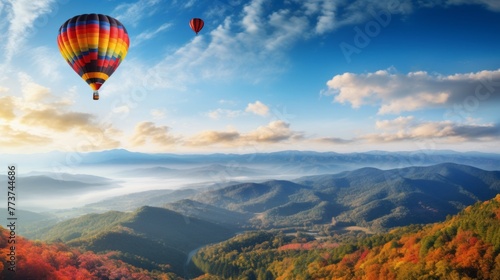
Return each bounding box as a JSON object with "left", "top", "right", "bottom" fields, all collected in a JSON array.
[{"left": 190, "top": 18, "right": 204, "bottom": 35}]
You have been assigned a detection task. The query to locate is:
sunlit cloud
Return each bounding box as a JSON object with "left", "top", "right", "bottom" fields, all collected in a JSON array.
[
  {"left": 0, "top": 124, "right": 52, "bottom": 147},
  {"left": 185, "top": 120, "right": 302, "bottom": 146},
  {"left": 245, "top": 120, "right": 303, "bottom": 142},
  {"left": 186, "top": 130, "right": 240, "bottom": 146},
  {"left": 315, "top": 137, "right": 354, "bottom": 144},
  {"left": 19, "top": 74, "right": 51, "bottom": 102},
  {"left": 0, "top": 96, "right": 16, "bottom": 120},
  {"left": 375, "top": 116, "right": 415, "bottom": 130},
  {"left": 323, "top": 68, "right": 500, "bottom": 114},
  {"left": 364, "top": 120, "right": 500, "bottom": 142},
  {"left": 245, "top": 101, "right": 269, "bottom": 116},
  {"left": 130, "top": 121, "right": 178, "bottom": 147},
  {"left": 312, "top": 116, "right": 500, "bottom": 146},
  {"left": 0, "top": 73, "right": 122, "bottom": 153},
  {"left": 20, "top": 108, "right": 93, "bottom": 132}
]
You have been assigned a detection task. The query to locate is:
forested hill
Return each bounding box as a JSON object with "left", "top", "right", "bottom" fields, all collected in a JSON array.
[
  {"left": 192, "top": 194, "right": 500, "bottom": 279},
  {"left": 0, "top": 227, "right": 179, "bottom": 279},
  {"left": 34, "top": 206, "right": 235, "bottom": 276}
]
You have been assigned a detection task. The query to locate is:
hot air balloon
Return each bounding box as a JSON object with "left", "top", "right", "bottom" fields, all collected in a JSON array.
[
  {"left": 189, "top": 18, "right": 204, "bottom": 35},
  {"left": 57, "top": 14, "right": 130, "bottom": 100}
]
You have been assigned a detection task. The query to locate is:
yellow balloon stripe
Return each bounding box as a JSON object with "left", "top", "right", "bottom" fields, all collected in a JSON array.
[{"left": 81, "top": 72, "right": 109, "bottom": 80}]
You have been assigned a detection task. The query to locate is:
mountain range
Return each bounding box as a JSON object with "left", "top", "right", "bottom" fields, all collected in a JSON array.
[
  {"left": 183, "top": 163, "right": 499, "bottom": 230},
  {"left": 3, "top": 149, "right": 500, "bottom": 174},
  {"left": 6, "top": 160, "right": 500, "bottom": 278},
  {"left": 1, "top": 157, "right": 500, "bottom": 277}
]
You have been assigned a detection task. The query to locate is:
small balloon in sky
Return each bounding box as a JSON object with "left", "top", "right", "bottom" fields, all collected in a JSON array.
[
  {"left": 57, "top": 14, "right": 130, "bottom": 100},
  {"left": 190, "top": 18, "right": 204, "bottom": 35}
]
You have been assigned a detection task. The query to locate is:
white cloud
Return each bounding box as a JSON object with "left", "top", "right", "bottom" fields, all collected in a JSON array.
[
  {"left": 30, "top": 46, "right": 62, "bottom": 81},
  {"left": 150, "top": 109, "right": 167, "bottom": 119},
  {"left": 218, "top": 99, "right": 237, "bottom": 105},
  {"left": 266, "top": 9, "right": 309, "bottom": 51},
  {"left": 109, "top": 0, "right": 500, "bottom": 102},
  {"left": 241, "top": 0, "right": 265, "bottom": 33},
  {"left": 113, "top": 106, "right": 130, "bottom": 115},
  {"left": 315, "top": 0, "right": 336, "bottom": 34},
  {"left": 324, "top": 69, "right": 500, "bottom": 114},
  {"left": 245, "top": 100, "right": 269, "bottom": 116},
  {"left": 114, "top": 0, "right": 162, "bottom": 27},
  {"left": 183, "top": 0, "right": 196, "bottom": 8},
  {"left": 417, "top": 0, "right": 500, "bottom": 11},
  {"left": 3, "top": 0, "right": 55, "bottom": 62},
  {"left": 107, "top": 0, "right": 312, "bottom": 91},
  {"left": 445, "top": 0, "right": 500, "bottom": 11},
  {"left": 296, "top": 0, "right": 414, "bottom": 34},
  {"left": 132, "top": 22, "right": 173, "bottom": 47},
  {"left": 207, "top": 108, "right": 243, "bottom": 119}
]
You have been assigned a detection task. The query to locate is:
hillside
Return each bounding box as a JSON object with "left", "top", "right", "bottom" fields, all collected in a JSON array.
[
  {"left": 192, "top": 194, "right": 500, "bottom": 279},
  {"left": 37, "top": 206, "right": 236, "bottom": 276},
  {"left": 0, "top": 227, "right": 178, "bottom": 279},
  {"left": 164, "top": 199, "right": 253, "bottom": 227},
  {"left": 189, "top": 163, "right": 500, "bottom": 231}
]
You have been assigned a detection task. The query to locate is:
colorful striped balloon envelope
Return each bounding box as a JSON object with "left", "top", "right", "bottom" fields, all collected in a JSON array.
[{"left": 57, "top": 14, "right": 129, "bottom": 100}]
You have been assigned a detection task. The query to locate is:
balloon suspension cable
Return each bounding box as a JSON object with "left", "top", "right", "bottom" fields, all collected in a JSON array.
[{"left": 93, "top": 91, "right": 99, "bottom": 100}]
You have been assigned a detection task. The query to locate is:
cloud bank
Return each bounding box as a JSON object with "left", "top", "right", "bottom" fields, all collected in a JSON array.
[{"left": 324, "top": 69, "right": 500, "bottom": 114}]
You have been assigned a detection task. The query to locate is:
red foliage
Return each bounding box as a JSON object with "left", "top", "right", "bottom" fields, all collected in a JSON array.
[
  {"left": 0, "top": 227, "right": 165, "bottom": 279},
  {"left": 359, "top": 248, "right": 370, "bottom": 261}
]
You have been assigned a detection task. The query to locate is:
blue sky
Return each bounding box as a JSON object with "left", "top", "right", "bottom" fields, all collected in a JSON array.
[{"left": 0, "top": 0, "right": 499, "bottom": 154}]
